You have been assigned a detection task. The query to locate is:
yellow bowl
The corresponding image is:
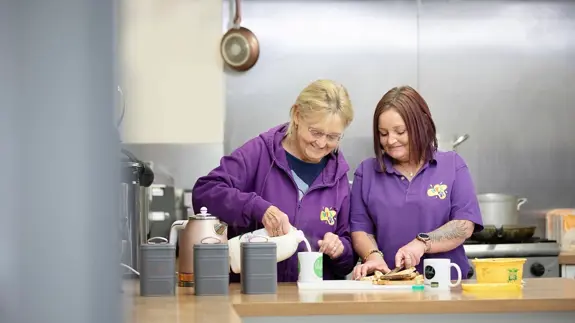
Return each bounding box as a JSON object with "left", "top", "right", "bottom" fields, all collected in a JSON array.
[
  {"left": 462, "top": 283, "right": 524, "bottom": 300},
  {"left": 462, "top": 282, "right": 522, "bottom": 292},
  {"left": 471, "top": 258, "right": 526, "bottom": 285}
]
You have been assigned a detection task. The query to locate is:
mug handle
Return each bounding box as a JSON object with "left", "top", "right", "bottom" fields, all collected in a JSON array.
[{"left": 449, "top": 263, "right": 462, "bottom": 287}]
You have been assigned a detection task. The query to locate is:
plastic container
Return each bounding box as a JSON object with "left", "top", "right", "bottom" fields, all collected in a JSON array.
[
  {"left": 139, "top": 240, "right": 176, "bottom": 297},
  {"left": 411, "top": 285, "right": 425, "bottom": 291},
  {"left": 240, "top": 241, "right": 277, "bottom": 294},
  {"left": 545, "top": 209, "right": 575, "bottom": 250},
  {"left": 462, "top": 282, "right": 522, "bottom": 292},
  {"left": 462, "top": 282, "right": 524, "bottom": 300},
  {"left": 562, "top": 229, "right": 575, "bottom": 252},
  {"left": 193, "top": 242, "right": 230, "bottom": 296},
  {"left": 471, "top": 258, "right": 526, "bottom": 285},
  {"left": 228, "top": 226, "right": 306, "bottom": 274}
]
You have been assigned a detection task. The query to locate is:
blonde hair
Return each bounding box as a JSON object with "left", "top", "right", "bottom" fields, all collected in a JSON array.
[{"left": 287, "top": 79, "right": 354, "bottom": 135}]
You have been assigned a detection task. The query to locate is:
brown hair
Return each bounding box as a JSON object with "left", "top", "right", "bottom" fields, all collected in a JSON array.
[{"left": 372, "top": 85, "right": 437, "bottom": 172}]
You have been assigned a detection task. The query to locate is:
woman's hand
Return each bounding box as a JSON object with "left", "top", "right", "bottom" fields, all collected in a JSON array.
[
  {"left": 394, "top": 239, "right": 426, "bottom": 268},
  {"left": 262, "top": 206, "right": 291, "bottom": 237},
  {"left": 318, "top": 232, "right": 344, "bottom": 259},
  {"left": 352, "top": 256, "right": 391, "bottom": 280}
]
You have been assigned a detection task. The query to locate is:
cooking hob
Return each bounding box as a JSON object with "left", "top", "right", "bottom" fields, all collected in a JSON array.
[
  {"left": 463, "top": 237, "right": 562, "bottom": 279},
  {"left": 464, "top": 237, "right": 560, "bottom": 258}
]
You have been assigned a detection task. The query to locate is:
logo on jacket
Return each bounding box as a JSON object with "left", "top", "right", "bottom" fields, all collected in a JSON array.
[
  {"left": 320, "top": 207, "right": 337, "bottom": 226},
  {"left": 427, "top": 183, "right": 448, "bottom": 200}
]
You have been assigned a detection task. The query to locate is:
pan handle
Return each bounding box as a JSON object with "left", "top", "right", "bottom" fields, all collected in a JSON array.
[
  {"left": 233, "top": 0, "right": 242, "bottom": 27},
  {"left": 452, "top": 134, "right": 470, "bottom": 149},
  {"left": 495, "top": 227, "right": 504, "bottom": 238},
  {"left": 517, "top": 198, "right": 528, "bottom": 210}
]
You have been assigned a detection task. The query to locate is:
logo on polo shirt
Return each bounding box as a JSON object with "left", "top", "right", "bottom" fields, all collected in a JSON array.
[
  {"left": 427, "top": 183, "right": 448, "bottom": 200},
  {"left": 320, "top": 207, "right": 337, "bottom": 226}
]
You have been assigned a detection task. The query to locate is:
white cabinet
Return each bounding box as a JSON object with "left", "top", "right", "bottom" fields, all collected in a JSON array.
[
  {"left": 561, "top": 265, "right": 575, "bottom": 278},
  {"left": 119, "top": 0, "right": 224, "bottom": 144}
]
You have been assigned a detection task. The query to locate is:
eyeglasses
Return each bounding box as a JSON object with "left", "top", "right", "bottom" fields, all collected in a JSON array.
[{"left": 308, "top": 127, "right": 344, "bottom": 143}]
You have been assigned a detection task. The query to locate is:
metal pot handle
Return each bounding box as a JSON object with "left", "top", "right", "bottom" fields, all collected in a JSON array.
[
  {"left": 517, "top": 198, "right": 528, "bottom": 210},
  {"left": 248, "top": 235, "right": 269, "bottom": 243},
  {"left": 201, "top": 236, "right": 222, "bottom": 244},
  {"left": 147, "top": 236, "right": 168, "bottom": 244}
]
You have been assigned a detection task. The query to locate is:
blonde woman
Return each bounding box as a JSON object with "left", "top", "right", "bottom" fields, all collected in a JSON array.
[{"left": 192, "top": 79, "right": 356, "bottom": 282}]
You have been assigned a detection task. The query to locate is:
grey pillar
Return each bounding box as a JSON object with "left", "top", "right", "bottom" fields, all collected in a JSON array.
[{"left": 0, "top": 1, "right": 122, "bottom": 323}]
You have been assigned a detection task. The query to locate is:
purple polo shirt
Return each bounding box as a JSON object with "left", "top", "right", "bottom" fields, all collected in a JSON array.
[{"left": 350, "top": 151, "right": 483, "bottom": 279}]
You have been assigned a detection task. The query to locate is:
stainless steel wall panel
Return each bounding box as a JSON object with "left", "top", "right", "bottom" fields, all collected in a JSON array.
[{"left": 224, "top": 0, "right": 575, "bottom": 213}]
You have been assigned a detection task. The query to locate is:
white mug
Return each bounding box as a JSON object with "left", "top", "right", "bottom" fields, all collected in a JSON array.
[
  {"left": 423, "top": 258, "right": 462, "bottom": 290},
  {"left": 297, "top": 252, "right": 323, "bottom": 282}
]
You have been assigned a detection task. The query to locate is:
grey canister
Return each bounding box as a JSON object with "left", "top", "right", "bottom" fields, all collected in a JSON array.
[
  {"left": 139, "top": 240, "right": 176, "bottom": 297},
  {"left": 240, "top": 242, "right": 277, "bottom": 294},
  {"left": 193, "top": 242, "right": 230, "bottom": 296}
]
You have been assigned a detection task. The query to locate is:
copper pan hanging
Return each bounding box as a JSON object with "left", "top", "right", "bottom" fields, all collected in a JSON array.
[{"left": 220, "top": 0, "right": 260, "bottom": 72}]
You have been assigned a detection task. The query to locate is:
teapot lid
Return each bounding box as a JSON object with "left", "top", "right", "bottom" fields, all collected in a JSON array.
[{"left": 189, "top": 206, "right": 218, "bottom": 220}]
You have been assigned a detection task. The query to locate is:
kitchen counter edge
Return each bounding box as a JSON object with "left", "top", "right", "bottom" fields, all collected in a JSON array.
[
  {"left": 232, "top": 278, "right": 575, "bottom": 317},
  {"left": 559, "top": 252, "right": 575, "bottom": 265}
]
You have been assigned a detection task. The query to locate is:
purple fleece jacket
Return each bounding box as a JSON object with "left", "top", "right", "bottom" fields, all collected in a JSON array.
[{"left": 191, "top": 123, "right": 356, "bottom": 282}]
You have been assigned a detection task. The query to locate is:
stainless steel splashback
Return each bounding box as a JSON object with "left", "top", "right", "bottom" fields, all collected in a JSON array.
[
  {"left": 223, "top": 0, "right": 575, "bottom": 212},
  {"left": 417, "top": 0, "right": 575, "bottom": 211},
  {"left": 223, "top": 0, "right": 418, "bottom": 167}
]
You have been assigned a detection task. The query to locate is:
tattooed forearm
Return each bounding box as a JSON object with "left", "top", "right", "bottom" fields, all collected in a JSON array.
[
  {"left": 429, "top": 220, "right": 473, "bottom": 243},
  {"left": 424, "top": 220, "right": 474, "bottom": 254}
]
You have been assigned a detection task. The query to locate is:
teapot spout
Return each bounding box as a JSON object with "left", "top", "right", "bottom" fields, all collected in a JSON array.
[{"left": 215, "top": 221, "right": 228, "bottom": 235}]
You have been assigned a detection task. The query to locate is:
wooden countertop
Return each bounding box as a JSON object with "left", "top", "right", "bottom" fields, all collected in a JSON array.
[
  {"left": 559, "top": 252, "right": 575, "bottom": 265},
  {"left": 127, "top": 278, "right": 575, "bottom": 323}
]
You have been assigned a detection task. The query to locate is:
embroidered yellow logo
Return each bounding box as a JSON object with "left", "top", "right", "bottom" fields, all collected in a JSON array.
[
  {"left": 320, "top": 207, "right": 337, "bottom": 226},
  {"left": 427, "top": 183, "right": 448, "bottom": 200}
]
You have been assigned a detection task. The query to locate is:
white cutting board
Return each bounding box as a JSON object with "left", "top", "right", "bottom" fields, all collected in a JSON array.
[{"left": 297, "top": 280, "right": 417, "bottom": 291}]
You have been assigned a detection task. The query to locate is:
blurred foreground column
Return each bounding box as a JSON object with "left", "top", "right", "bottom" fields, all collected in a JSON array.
[{"left": 0, "top": 1, "right": 122, "bottom": 323}]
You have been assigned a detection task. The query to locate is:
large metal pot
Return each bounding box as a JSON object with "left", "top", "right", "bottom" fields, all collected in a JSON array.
[{"left": 477, "top": 193, "right": 528, "bottom": 227}]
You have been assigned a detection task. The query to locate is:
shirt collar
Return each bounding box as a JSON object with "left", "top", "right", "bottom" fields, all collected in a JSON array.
[{"left": 382, "top": 151, "right": 438, "bottom": 174}]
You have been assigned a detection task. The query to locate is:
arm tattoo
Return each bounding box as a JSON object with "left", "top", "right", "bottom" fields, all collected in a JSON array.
[
  {"left": 367, "top": 234, "right": 378, "bottom": 248},
  {"left": 428, "top": 220, "right": 473, "bottom": 242}
]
